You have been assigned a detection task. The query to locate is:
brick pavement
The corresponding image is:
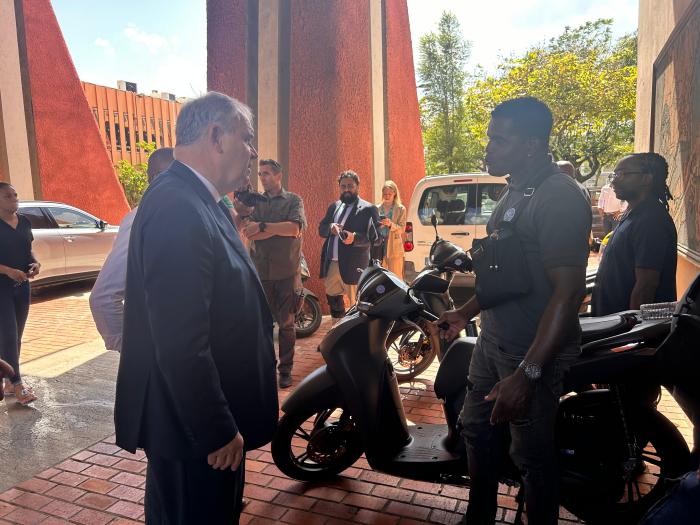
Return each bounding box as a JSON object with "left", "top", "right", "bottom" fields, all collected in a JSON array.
[{"left": 1, "top": 284, "right": 693, "bottom": 524}]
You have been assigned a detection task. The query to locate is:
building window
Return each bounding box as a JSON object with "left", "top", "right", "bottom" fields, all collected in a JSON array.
[
  {"left": 104, "top": 109, "right": 109, "bottom": 121},
  {"left": 151, "top": 133, "right": 157, "bottom": 145},
  {"left": 167, "top": 120, "right": 172, "bottom": 144},
  {"left": 124, "top": 113, "right": 131, "bottom": 152},
  {"left": 134, "top": 117, "right": 140, "bottom": 151},
  {"left": 92, "top": 108, "right": 99, "bottom": 123},
  {"left": 104, "top": 121, "right": 112, "bottom": 150},
  {"left": 115, "top": 122, "right": 122, "bottom": 151},
  {"left": 158, "top": 119, "right": 164, "bottom": 147},
  {"left": 143, "top": 131, "right": 148, "bottom": 143}
]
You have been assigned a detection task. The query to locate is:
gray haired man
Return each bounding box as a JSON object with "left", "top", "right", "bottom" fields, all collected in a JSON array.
[{"left": 114, "top": 92, "right": 278, "bottom": 524}]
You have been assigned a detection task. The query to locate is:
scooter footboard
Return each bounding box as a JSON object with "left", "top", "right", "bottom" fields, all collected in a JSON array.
[{"left": 280, "top": 365, "right": 339, "bottom": 414}]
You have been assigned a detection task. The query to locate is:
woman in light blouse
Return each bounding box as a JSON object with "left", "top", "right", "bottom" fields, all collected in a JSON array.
[{"left": 376, "top": 181, "right": 407, "bottom": 280}]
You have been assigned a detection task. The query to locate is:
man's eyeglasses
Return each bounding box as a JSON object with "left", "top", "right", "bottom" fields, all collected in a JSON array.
[{"left": 608, "top": 170, "right": 647, "bottom": 182}]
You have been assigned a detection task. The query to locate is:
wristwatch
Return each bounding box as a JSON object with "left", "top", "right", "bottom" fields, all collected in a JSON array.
[
  {"left": 259, "top": 222, "right": 267, "bottom": 233},
  {"left": 518, "top": 360, "right": 542, "bottom": 382}
]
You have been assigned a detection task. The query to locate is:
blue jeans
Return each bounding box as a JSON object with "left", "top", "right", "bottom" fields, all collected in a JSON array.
[
  {"left": 460, "top": 334, "right": 577, "bottom": 525},
  {"left": 0, "top": 280, "right": 31, "bottom": 384}
]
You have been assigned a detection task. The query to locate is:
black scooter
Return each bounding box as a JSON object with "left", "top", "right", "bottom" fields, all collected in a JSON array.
[{"left": 272, "top": 261, "right": 698, "bottom": 524}]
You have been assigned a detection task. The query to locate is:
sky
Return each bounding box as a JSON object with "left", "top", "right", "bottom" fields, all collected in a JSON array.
[{"left": 51, "top": 0, "right": 638, "bottom": 98}]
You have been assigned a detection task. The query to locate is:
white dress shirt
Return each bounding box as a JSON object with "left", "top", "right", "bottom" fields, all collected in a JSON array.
[{"left": 89, "top": 208, "right": 137, "bottom": 352}]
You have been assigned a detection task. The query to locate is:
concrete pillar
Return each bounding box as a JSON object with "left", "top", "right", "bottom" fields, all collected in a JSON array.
[{"left": 0, "top": 0, "right": 36, "bottom": 198}]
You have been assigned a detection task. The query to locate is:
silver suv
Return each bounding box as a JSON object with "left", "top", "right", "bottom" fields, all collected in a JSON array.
[{"left": 17, "top": 202, "right": 119, "bottom": 286}]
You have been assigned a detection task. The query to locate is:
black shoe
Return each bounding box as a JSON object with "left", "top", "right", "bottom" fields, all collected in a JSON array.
[{"left": 279, "top": 374, "right": 293, "bottom": 389}]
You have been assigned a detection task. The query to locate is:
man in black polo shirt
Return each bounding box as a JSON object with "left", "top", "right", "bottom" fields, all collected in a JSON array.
[
  {"left": 244, "top": 159, "right": 306, "bottom": 389},
  {"left": 592, "top": 153, "right": 677, "bottom": 315},
  {"left": 437, "top": 97, "right": 591, "bottom": 525}
]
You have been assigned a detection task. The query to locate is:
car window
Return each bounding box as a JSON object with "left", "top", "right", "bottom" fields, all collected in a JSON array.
[
  {"left": 466, "top": 184, "right": 505, "bottom": 225},
  {"left": 418, "top": 184, "right": 475, "bottom": 226},
  {"left": 48, "top": 207, "right": 98, "bottom": 229},
  {"left": 18, "top": 207, "right": 53, "bottom": 229}
]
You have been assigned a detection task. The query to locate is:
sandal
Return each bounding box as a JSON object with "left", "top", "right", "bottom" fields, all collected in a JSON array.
[
  {"left": 4, "top": 381, "right": 15, "bottom": 397},
  {"left": 14, "top": 384, "right": 36, "bottom": 406}
]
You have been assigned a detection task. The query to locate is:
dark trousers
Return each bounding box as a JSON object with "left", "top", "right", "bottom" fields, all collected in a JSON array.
[
  {"left": 460, "top": 335, "right": 575, "bottom": 525},
  {"left": 0, "top": 281, "right": 30, "bottom": 384},
  {"left": 144, "top": 452, "right": 245, "bottom": 524},
  {"left": 261, "top": 276, "right": 297, "bottom": 376}
]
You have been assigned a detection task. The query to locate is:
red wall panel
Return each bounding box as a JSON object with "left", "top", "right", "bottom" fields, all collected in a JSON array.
[
  {"left": 287, "top": 0, "right": 374, "bottom": 300},
  {"left": 384, "top": 0, "right": 425, "bottom": 205},
  {"left": 21, "top": 0, "right": 130, "bottom": 224},
  {"left": 207, "top": 0, "right": 249, "bottom": 102}
]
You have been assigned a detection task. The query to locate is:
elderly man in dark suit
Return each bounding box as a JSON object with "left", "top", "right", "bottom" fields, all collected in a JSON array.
[
  {"left": 114, "top": 92, "right": 278, "bottom": 524},
  {"left": 319, "top": 170, "right": 380, "bottom": 321}
]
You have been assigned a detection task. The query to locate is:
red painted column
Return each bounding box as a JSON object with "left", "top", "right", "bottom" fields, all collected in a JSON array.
[
  {"left": 384, "top": 0, "right": 426, "bottom": 205},
  {"left": 287, "top": 0, "right": 374, "bottom": 296},
  {"left": 20, "top": 0, "right": 130, "bottom": 224},
  {"left": 207, "top": 0, "right": 250, "bottom": 102}
]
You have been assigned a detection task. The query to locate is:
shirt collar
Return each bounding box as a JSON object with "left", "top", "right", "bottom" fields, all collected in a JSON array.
[
  {"left": 263, "top": 188, "right": 289, "bottom": 199},
  {"left": 507, "top": 162, "right": 560, "bottom": 190},
  {"left": 179, "top": 161, "right": 221, "bottom": 202}
]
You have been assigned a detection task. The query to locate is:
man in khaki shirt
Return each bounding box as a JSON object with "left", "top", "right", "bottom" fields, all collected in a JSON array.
[{"left": 244, "top": 159, "right": 306, "bottom": 388}]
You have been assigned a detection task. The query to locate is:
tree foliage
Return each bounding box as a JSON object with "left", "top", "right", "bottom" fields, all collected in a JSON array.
[
  {"left": 461, "top": 20, "right": 637, "bottom": 182},
  {"left": 418, "top": 12, "right": 476, "bottom": 175},
  {"left": 116, "top": 141, "right": 156, "bottom": 208}
]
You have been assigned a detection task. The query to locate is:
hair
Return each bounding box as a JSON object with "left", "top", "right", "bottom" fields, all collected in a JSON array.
[
  {"left": 175, "top": 92, "right": 253, "bottom": 146},
  {"left": 381, "top": 180, "right": 402, "bottom": 207},
  {"left": 556, "top": 160, "right": 576, "bottom": 179},
  {"left": 259, "top": 159, "right": 283, "bottom": 174},
  {"left": 0, "top": 182, "right": 13, "bottom": 191},
  {"left": 491, "top": 96, "right": 553, "bottom": 148},
  {"left": 147, "top": 147, "right": 174, "bottom": 182},
  {"left": 631, "top": 152, "right": 673, "bottom": 210},
  {"left": 338, "top": 170, "right": 360, "bottom": 185}
]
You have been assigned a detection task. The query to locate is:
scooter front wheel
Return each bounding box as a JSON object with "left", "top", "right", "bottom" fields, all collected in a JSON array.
[
  {"left": 272, "top": 403, "right": 363, "bottom": 482},
  {"left": 386, "top": 321, "right": 439, "bottom": 382}
]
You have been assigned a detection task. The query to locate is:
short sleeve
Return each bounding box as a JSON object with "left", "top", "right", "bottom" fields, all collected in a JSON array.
[
  {"left": 534, "top": 182, "right": 592, "bottom": 269},
  {"left": 288, "top": 195, "right": 307, "bottom": 230}
]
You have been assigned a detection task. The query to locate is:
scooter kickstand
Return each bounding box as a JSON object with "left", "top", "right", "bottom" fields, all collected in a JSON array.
[{"left": 513, "top": 486, "right": 525, "bottom": 525}]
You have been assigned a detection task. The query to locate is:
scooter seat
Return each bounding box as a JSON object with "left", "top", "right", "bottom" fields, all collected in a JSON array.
[
  {"left": 434, "top": 337, "right": 476, "bottom": 400},
  {"left": 580, "top": 313, "right": 638, "bottom": 344}
]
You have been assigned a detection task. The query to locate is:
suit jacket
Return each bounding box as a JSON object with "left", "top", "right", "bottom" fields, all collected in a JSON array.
[
  {"left": 319, "top": 197, "right": 380, "bottom": 285},
  {"left": 115, "top": 161, "right": 278, "bottom": 459}
]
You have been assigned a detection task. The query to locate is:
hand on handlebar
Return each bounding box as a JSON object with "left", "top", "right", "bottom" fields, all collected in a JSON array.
[{"left": 434, "top": 309, "right": 468, "bottom": 341}]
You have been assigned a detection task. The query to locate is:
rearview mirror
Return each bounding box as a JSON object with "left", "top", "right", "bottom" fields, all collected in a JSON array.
[{"left": 98, "top": 219, "right": 106, "bottom": 230}]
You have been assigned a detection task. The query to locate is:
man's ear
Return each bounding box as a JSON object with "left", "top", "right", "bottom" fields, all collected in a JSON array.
[
  {"left": 640, "top": 172, "right": 654, "bottom": 189},
  {"left": 210, "top": 124, "right": 225, "bottom": 153}
]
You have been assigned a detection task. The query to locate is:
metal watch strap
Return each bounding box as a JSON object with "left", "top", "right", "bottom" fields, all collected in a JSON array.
[{"left": 518, "top": 360, "right": 542, "bottom": 381}]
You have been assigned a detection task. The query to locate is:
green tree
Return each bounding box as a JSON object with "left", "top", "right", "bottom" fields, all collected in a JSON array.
[
  {"left": 116, "top": 141, "right": 156, "bottom": 208},
  {"left": 463, "top": 19, "right": 637, "bottom": 182},
  {"left": 418, "top": 12, "right": 476, "bottom": 175}
]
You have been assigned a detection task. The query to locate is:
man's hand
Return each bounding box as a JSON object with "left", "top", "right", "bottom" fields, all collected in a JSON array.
[
  {"left": 380, "top": 218, "right": 392, "bottom": 228},
  {"left": 435, "top": 309, "right": 468, "bottom": 341},
  {"left": 207, "top": 432, "right": 245, "bottom": 471},
  {"left": 4, "top": 268, "right": 28, "bottom": 283},
  {"left": 485, "top": 370, "right": 534, "bottom": 425},
  {"left": 243, "top": 221, "right": 260, "bottom": 238},
  {"left": 341, "top": 231, "right": 355, "bottom": 245},
  {"left": 27, "top": 262, "right": 41, "bottom": 278},
  {"left": 0, "top": 359, "right": 15, "bottom": 401},
  {"left": 330, "top": 223, "right": 343, "bottom": 236},
  {"left": 233, "top": 198, "right": 254, "bottom": 218}
]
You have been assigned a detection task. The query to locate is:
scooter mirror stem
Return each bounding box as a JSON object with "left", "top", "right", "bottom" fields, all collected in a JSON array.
[{"left": 431, "top": 213, "right": 440, "bottom": 241}]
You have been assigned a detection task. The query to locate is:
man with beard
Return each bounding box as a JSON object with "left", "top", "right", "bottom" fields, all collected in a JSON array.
[
  {"left": 591, "top": 153, "right": 677, "bottom": 315},
  {"left": 319, "top": 170, "right": 379, "bottom": 321},
  {"left": 115, "top": 92, "right": 278, "bottom": 524},
  {"left": 436, "top": 97, "right": 591, "bottom": 525}
]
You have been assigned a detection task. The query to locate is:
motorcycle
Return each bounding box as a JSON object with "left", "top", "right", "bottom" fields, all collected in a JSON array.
[
  {"left": 379, "top": 215, "right": 477, "bottom": 382},
  {"left": 271, "top": 259, "right": 698, "bottom": 524},
  {"left": 295, "top": 254, "right": 322, "bottom": 338}
]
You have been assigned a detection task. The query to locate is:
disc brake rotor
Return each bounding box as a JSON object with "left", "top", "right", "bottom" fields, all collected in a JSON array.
[
  {"left": 307, "top": 424, "right": 350, "bottom": 464},
  {"left": 396, "top": 337, "right": 428, "bottom": 367}
]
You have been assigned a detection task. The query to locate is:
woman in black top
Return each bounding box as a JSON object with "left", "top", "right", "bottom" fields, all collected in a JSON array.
[{"left": 0, "top": 182, "right": 40, "bottom": 405}]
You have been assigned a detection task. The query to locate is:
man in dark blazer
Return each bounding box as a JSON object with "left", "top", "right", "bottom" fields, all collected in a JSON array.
[
  {"left": 115, "top": 92, "right": 278, "bottom": 524},
  {"left": 319, "top": 170, "right": 380, "bottom": 320}
]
